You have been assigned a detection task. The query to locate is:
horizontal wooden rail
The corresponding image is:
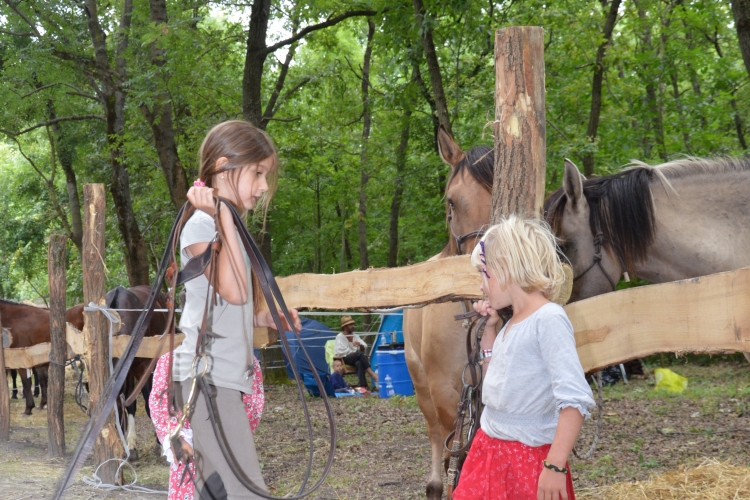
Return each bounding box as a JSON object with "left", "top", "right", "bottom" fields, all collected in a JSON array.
[
  {"left": 4, "top": 263, "right": 749, "bottom": 371},
  {"left": 2, "top": 324, "right": 274, "bottom": 369},
  {"left": 275, "top": 255, "right": 482, "bottom": 309},
  {"left": 569, "top": 266, "right": 750, "bottom": 372}
]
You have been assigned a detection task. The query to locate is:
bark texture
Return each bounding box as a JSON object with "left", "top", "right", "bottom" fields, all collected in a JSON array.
[
  {"left": 358, "top": 20, "right": 375, "bottom": 270},
  {"left": 83, "top": 184, "right": 123, "bottom": 484},
  {"left": 47, "top": 234, "right": 67, "bottom": 458},
  {"left": 492, "top": 27, "right": 546, "bottom": 222}
]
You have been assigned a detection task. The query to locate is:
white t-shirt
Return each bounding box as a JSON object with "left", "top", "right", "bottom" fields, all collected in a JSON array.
[
  {"left": 334, "top": 332, "right": 367, "bottom": 357},
  {"left": 173, "top": 210, "right": 254, "bottom": 393},
  {"left": 480, "top": 302, "right": 595, "bottom": 447}
]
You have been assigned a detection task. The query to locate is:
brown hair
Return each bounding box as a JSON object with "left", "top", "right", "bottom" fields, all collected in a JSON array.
[{"left": 192, "top": 120, "right": 279, "bottom": 313}]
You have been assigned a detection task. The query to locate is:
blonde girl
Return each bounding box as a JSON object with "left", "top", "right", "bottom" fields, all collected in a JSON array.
[
  {"left": 174, "top": 120, "right": 300, "bottom": 499},
  {"left": 453, "top": 215, "right": 594, "bottom": 500}
]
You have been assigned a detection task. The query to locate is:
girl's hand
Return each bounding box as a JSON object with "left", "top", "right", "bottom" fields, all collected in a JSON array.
[
  {"left": 537, "top": 467, "right": 568, "bottom": 500},
  {"left": 473, "top": 300, "right": 500, "bottom": 329},
  {"left": 283, "top": 308, "right": 302, "bottom": 332},
  {"left": 257, "top": 308, "right": 302, "bottom": 331},
  {"left": 187, "top": 186, "right": 218, "bottom": 216}
]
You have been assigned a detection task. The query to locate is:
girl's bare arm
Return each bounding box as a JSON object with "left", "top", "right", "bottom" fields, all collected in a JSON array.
[{"left": 186, "top": 189, "right": 248, "bottom": 305}]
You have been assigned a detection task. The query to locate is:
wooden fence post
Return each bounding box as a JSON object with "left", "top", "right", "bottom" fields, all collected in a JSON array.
[
  {"left": 83, "top": 184, "right": 122, "bottom": 483},
  {"left": 491, "top": 26, "right": 546, "bottom": 223},
  {"left": 47, "top": 233, "right": 67, "bottom": 457},
  {"left": 0, "top": 308, "right": 9, "bottom": 442}
]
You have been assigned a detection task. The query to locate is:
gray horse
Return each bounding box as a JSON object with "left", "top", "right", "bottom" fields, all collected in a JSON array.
[{"left": 545, "top": 157, "right": 750, "bottom": 301}]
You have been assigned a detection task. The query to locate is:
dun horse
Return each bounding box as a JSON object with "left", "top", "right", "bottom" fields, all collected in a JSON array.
[
  {"left": 404, "top": 127, "right": 493, "bottom": 499},
  {"left": 545, "top": 158, "right": 750, "bottom": 301}
]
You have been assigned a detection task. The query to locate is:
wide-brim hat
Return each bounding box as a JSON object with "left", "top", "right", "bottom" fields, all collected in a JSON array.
[{"left": 340, "top": 315, "right": 355, "bottom": 328}]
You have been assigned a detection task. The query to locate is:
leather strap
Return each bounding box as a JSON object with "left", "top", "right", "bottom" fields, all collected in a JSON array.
[{"left": 54, "top": 200, "right": 336, "bottom": 499}]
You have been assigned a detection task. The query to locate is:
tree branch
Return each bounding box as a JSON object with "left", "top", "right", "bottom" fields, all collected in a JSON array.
[
  {"left": 2, "top": 115, "right": 105, "bottom": 137},
  {"left": 262, "top": 9, "right": 383, "bottom": 55},
  {"left": 2, "top": 0, "right": 42, "bottom": 37},
  {"left": 0, "top": 28, "right": 35, "bottom": 36}
]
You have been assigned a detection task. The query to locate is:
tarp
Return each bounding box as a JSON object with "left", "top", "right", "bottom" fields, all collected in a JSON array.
[
  {"left": 371, "top": 311, "right": 404, "bottom": 373},
  {"left": 280, "top": 317, "right": 336, "bottom": 396}
]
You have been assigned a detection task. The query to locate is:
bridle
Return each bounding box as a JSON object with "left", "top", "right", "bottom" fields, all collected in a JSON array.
[
  {"left": 571, "top": 227, "right": 630, "bottom": 292},
  {"left": 54, "top": 199, "right": 336, "bottom": 500},
  {"left": 447, "top": 203, "right": 485, "bottom": 255}
]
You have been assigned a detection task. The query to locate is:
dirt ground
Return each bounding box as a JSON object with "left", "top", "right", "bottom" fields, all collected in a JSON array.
[{"left": 2, "top": 358, "right": 750, "bottom": 499}]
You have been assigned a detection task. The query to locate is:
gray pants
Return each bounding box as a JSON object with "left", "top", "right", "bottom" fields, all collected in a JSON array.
[{"left": 176, "top": 381, "right": 267, "bottom": 499}]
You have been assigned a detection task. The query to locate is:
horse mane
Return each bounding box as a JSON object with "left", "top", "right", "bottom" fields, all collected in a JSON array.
[
  {"left": 0, "top": 298, "right": 43, "bottom": 309},
  {"left": 441, "top": 145, "right": 494, "bottom": 257},
  {"left": 544, "top": 156, "right": 750, "bottom": 270}
]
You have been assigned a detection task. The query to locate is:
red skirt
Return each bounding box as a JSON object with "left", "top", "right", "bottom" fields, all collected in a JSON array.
[{"left": 453, "top": 429, "right": 575, "bottom": 500}]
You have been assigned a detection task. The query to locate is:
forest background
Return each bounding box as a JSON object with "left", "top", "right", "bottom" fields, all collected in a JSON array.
[{"left": 0, "top": 0, "right": 749, "bottom": 304}]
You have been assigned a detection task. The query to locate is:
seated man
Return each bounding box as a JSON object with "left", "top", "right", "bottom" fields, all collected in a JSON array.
[{"left": 334, "top": 316, "right": 379, "bottom": 389}]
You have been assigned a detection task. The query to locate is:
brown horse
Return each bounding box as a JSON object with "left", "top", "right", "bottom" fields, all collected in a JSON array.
[
  {"left": 404, "top": 127, "right": 493, "bottom": 499},
  {"left": 544, "top": 158, "right": 750, "bottom": 302},
  {"left": 1, "top": 300, "right": 84, "bottom": 415},
  {"left": 106, "top": 285, "right": 167, "bottom": 459}
]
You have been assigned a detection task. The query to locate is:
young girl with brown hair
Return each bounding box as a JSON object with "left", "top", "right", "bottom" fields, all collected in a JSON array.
[{"left": 173, "top": 120, "right": 300, "bottom": 499}]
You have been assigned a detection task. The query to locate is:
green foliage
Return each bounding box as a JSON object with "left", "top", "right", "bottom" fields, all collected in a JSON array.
[{"left": 0, "top": 0, "right": 748, "bottom": 303}]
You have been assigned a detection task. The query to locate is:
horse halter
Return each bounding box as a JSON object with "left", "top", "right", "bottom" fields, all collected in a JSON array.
[
  {"left": 447, "top": 203, "right": 485, "bottom": 255},
  {"left": 572, "top": 230, "right": 630, "bottom": 292}
]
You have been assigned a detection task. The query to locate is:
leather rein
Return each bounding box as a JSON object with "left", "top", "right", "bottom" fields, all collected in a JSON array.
[{"left": 54, "top": 199, "right": 336, "bottom": 500}]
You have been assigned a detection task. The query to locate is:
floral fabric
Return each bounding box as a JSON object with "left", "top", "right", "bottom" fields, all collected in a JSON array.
[
  {"left": 453, "top": 429, "right": 575, "bottom": 500},
  {"left": 149, "top": 352, "right": 264, "bottom": 500}
]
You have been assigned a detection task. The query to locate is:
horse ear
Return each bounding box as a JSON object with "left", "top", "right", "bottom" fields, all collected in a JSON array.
[
  {"left": 563, "top": 159, "right": 585, "bottom": 206},
  {"left": 437, "top": 125, "right": 464, "bottom": 168}
]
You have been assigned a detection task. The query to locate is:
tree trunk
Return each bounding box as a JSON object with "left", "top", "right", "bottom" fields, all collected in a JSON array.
[
  {"left": 388, "top": 109, "right": 410, "bottom": 268},
  {"left": 732, "top": 0, "right": 750, "bottom": 80},
  {"left": 492, "top": 27, "right": 546, "bottom": 222},
  {"left": 582, "top": 0, "right": 622, "bottom": 177},
  {"left": 141, "top": 0, "right": 188, "bottom": 210},
  {"left": 358, "top": 20, "right": 375, "bottom": 270},
  {"left": 84, "top": 0, "right": 149, "bottom": 286},
  {"left": 243, "top": 0, "right": 272, "bottom": 128},
  {"left": 731, "top": 99, "right": 748, "bottom": 150},
  {"left": 636, "top": 2, "right": 668, "bottom": 162},
  {"left": 412, "top": 0, "right": 452, "bottom": 136}
]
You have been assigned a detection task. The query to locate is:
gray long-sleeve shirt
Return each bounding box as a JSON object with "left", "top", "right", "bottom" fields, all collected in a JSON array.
[{"left": 480, "top": 302, "right": 595, "bottom": 447}]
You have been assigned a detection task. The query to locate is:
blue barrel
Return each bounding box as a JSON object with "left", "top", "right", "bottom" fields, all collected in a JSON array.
[{"left": 377, "top": 348, "right": 414, "bottom": 397}]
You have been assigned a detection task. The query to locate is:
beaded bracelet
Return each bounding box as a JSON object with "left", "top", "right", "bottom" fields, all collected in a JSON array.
[
  {"left": 542, "top": 460, "right": 568, "bottom": 474},
  {"left": 480, "top": 348, "right": 493, "bottom": 359}
]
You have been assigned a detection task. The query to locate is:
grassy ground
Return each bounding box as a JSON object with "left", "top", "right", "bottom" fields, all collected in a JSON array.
[{"left": 1, "top": 358, "right": 749, "bottom": 499}]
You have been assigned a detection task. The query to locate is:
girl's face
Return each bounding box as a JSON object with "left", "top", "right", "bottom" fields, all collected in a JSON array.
[
  {"left": 237, "top": 157, "right": 274, "bottom": 210},
  {"left": 217, "top": 156, "right": 274, "bottom": 210}
]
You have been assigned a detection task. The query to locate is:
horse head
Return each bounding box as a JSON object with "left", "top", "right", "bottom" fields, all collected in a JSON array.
[
  {"left": 438, "top": 126, "right": 493, "bottom": 257},
  {"left": 545, "top": 159, "right": 632, "bottom": 301}
]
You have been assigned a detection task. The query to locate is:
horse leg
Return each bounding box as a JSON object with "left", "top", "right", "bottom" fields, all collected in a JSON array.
[
  {"left": 32, "top": 367, "right": 40, "bottom": 398},
  {"left": 19, "top": 369, "right": 34, "bottom": 416},
  {"left": 404, "top": 308, "right": 445, "bottom": 500},
  {"left": 10, "top": 369, "right": 18, "bottom": 399},
  {"left": 123, "top": 372, "right": 139, "bottom": 460},
  {"left": 38, "top": 364, "right": 49, "bottom": 409}
]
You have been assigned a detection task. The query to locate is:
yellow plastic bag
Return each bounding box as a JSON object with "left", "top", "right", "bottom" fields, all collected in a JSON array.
[{"left": 654, "top": 368, "right": 688, "bottom": 393}]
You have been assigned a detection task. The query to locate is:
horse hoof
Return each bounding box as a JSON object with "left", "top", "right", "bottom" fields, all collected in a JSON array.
[
  {"left": 426, "top": 481, "right": 443, "bottom": 500},
  {"left": 10, "top": 394, "right": 18, "bottom": 400},
  {"left": 130, "top": 449, "right": 139, "bottom": 461}
]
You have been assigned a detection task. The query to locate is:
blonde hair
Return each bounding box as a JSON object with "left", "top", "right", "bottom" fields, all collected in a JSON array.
[{"left": 470, "top": 215, "right": 566, "bottom": 301}]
